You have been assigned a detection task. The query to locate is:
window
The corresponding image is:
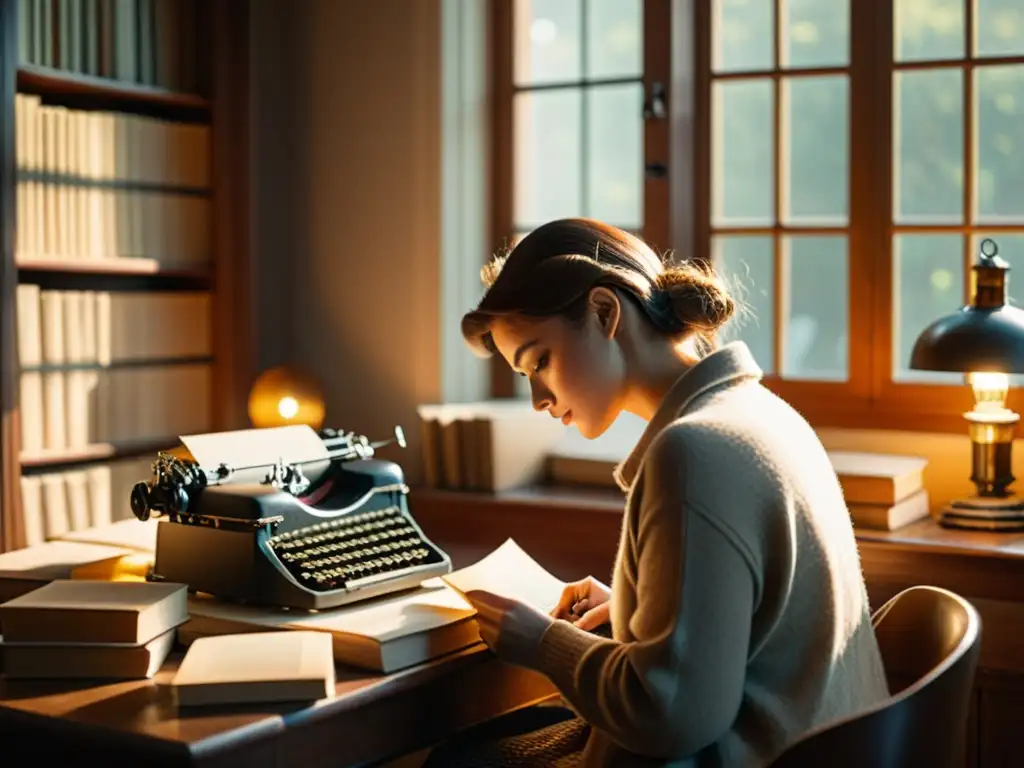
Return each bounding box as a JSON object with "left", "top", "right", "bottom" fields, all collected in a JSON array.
[
  {"left": 885, "top": 0, "right": 1024, "bottom": 402},
  {"left": 710, "top": 0, "right": 852, "bottom": 384},
  {"left": 506, "top": 0, "right": 646, "bottom": 241},
  {"left": 493, "top": 0, "right": 1024, "bottom": 432},
  {"left": 494, "top": 0, "right": 669, "bottom": 398},
  {"left": 705, "top": 0, "right": 1024, "bottom": 430}
]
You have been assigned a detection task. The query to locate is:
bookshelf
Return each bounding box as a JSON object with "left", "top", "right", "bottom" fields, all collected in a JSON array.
[{"left": 0, "top": 1, "right": 253, "bottom": 552}]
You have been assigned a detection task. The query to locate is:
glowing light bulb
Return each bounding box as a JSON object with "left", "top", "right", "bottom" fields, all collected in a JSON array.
[
  {"left": 248, "top": 366, "right": 325, "bottom": 430},
  {"left": 968, "top": 371, "right": 1010, "bottom": 414},
  {"left": 278, "top": 396, "right": 299, "bottom": 420}
]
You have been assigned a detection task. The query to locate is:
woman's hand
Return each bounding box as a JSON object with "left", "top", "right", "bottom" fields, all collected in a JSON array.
[
  {"left": 552, "top": 576, "right": 612, "bottom": 631},
  {"left": 463, "top": 590, "right": 554, "bottom": 666}
]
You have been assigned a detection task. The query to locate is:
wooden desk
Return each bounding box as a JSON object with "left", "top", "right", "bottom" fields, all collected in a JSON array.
[
  {"left": 409, "top": 485, "right": 1024, "bottom": 768},
  {"left": 0, "top": 644, "right": 556, "bottom": 766}
]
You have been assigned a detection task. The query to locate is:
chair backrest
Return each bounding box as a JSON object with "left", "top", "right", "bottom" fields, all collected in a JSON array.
[{"left": 769, "top": 586, "right": 981, "bottom": 768}]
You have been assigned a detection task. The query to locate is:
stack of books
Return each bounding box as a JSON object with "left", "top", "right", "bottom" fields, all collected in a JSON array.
[
  {"left": 0, "top": 579, "right": 187, "bottom": 679},
  {"left": 830, "top": 451, "right": 931, "bottom": 530},
  {"left": 416, "top": 400, "right": 567, "bottom": 491}
]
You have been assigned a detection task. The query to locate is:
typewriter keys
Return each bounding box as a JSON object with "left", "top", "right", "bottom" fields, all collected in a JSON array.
[{"left": 267, "top": 506, "right": 435, "bottom": 591}]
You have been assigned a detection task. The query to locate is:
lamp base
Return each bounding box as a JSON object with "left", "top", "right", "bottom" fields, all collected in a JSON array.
[{"left": 937, "top": 495, "right": 1024, "bottom": 531}]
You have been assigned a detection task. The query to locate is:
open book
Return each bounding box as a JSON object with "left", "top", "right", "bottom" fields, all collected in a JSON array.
[{"left": 442, "top": 539, "right": 566, "bottom": 615}]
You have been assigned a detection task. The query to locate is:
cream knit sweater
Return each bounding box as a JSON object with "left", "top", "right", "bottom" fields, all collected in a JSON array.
[{"left": 513, "top": 342, "right": 890, "bottom": 766}]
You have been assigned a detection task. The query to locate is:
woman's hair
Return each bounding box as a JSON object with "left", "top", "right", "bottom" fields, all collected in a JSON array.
[{"left": 461, "top": 218, "right": 737, "bottom": 358}]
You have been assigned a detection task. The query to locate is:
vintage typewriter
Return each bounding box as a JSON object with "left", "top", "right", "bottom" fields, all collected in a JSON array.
[{"left": 129, "top": 424, "right": 452, "bottom": 610}]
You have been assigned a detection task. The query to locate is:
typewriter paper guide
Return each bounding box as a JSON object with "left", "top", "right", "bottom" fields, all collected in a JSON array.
[
  {"left": 180, "top": 424, "right": 332, "bottom": 481},
  {"left": 442, "top": 539, "right": 566, "bottom": 615}
]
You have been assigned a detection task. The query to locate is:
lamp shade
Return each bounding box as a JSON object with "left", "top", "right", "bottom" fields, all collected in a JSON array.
[
  {"left": 247, "top": 366, "right": 326, "bottom": 430},
  {"left": 910, "top": 306, "right": 1024, "bottom": 374},
  {"left": 910, "top": 238, "right": 1024, "bottom": 374}
]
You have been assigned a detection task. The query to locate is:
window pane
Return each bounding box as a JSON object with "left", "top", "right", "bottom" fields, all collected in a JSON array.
[
  {"left": 893, "top": 69, "right": 964, "bottom": 224},
  {"left": 782, "top": 236, "right": 848, "bottom": 380},
  {"left": 713, "top": 235, "right": 775, "bottom": 373},
  {"left": 586, "top": 0, "right": 642, "bottom": 79},
  {"left": 894, "top": 0, "right": 965, "bottom": 62},
  {"left": 974, "top": 0, "right": 1024, "bottom": 57},
  {"left": 893, "top": 234, "right": 965, "bottom": 382},
  {"left": 586, "top": 83, "right": 643, "bottom": 228},
  {"left": 974, "top": 65, "right": 1024, "bottom": 223},
  {"left": 514, "top": 89, "right": 583, "bottom": 228},
  {"left": 781, "top": 0, "right": 850, "bottom": 68},
  {"left": 782, "top": 75, "right": 849, "bottom": 225},
  {"left": 712, "top": 79, "right": 775, "bottom": 226},
  {"left": 712, "top": 0, "right": 774, "bottom": 73},
  {"left": 514, "top": 0, "right": 582, "bottom": 86}
]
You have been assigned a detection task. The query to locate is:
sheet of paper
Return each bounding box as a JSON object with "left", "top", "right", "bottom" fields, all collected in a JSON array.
[
  {"left": 181, "top": 425, "right": 330, "bottom": 477},
  {"left": 441, "top": 539, "right": 566, "bottom": 614}
]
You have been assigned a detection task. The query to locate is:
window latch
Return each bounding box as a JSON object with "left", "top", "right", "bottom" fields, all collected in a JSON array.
[
  {"left": 645, "top": 162, "right": 668, "bottom": 179},
  {"left": 643, "top": 82, "right": 666, "bottom": 120}
]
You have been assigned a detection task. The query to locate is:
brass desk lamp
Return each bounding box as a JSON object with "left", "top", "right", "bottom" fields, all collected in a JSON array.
[{"left": 910, "top": 238, "right": 1024, "bottom": 530}]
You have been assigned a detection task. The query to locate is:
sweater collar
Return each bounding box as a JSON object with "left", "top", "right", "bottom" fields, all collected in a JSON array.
[{"left": 612, "top": 342, "right": 763, "bottom": 491}]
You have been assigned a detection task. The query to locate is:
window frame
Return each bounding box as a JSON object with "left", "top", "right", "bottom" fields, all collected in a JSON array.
[
  {"left": 489, "top": 0, "right": 1024, "bottom": 434},
  {"left": 488, "top": 0, "right": 673, "bottom": 398}
]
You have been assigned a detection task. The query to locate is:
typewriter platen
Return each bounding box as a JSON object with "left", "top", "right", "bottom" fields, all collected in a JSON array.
[{"left": 130, "top": 425, "right": 452, "bottom": 610}]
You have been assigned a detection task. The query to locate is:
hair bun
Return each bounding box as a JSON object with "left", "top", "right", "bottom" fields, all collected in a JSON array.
[{"left": 653, "top": 261, "right": 736, "bottom": 334}]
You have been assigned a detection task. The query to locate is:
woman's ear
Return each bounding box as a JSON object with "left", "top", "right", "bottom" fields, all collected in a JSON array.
[{"left": 588, "top": 287, "right": 621, "bottom": 339}]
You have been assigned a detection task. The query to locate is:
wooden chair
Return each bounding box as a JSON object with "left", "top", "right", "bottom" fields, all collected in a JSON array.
[{"left": 770, "top": 585, "right": 981, "bottom": 768}]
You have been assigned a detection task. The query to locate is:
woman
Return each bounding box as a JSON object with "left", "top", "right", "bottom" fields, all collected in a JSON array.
[{"left": 425, "top": 219, "right": 889, "bottom": 767}]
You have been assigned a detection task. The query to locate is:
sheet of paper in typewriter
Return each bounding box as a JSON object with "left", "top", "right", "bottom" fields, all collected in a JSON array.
[{"left": 180, "top": 424, "right": 332, "bottom": 482}]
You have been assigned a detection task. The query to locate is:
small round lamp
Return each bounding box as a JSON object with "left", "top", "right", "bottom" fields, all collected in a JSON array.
[{"left": 248, "top": 366, "right": 326, "bottom": 430}]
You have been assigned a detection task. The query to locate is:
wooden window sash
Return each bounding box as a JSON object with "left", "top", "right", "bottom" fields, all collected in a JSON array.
[
  {"left": 697, "top": 0, "right": 872, "bottom": 404},
  {"left": 699, "top": 0, "right": 1024, "bottom": 434},
  {"left": 868, "top": 0, "right": 1024, "bottom": 429},
  {"left": 491, "top": 0, "right": 1024, "bottom": 435},
  {"left": 489, "top": 0, "right": 669, "bottom": 399}
]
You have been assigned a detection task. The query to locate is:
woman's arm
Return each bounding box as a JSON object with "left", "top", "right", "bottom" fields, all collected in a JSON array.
[{"left": 523, "top": 432, "right": 760, "bottom": 759}]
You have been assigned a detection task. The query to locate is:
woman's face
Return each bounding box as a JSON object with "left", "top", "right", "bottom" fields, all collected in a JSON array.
[{"left": 489, "top": 303, "right": 626, "bottom": 439}]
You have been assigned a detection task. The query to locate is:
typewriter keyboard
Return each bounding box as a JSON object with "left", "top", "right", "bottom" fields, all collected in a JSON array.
[{"left": 267, "top": 506, "right": 435, "bottom": 591}]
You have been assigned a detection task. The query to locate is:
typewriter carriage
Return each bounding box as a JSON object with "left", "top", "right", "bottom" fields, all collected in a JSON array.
[{"left": 130, "top": 425, "right": 408, "bottom": 526}]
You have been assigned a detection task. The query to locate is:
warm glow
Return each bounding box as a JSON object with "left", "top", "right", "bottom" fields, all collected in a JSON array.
[
  {"left": 71, "top": 553, "right": 153, "bottom": 582},
  {"left": 248, "top": 366, "right": 326, "bottom": 430},
  {"left": 968, "top": 371, "right": 1010, "bottom": 411},
  {"left": 278, "top": 396, "right": 300, "bottom": 420}
]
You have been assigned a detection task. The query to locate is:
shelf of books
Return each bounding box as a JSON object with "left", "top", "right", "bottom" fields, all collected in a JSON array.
[{"left": 1, "top": 0, "right": 224, "bottom": 552}]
